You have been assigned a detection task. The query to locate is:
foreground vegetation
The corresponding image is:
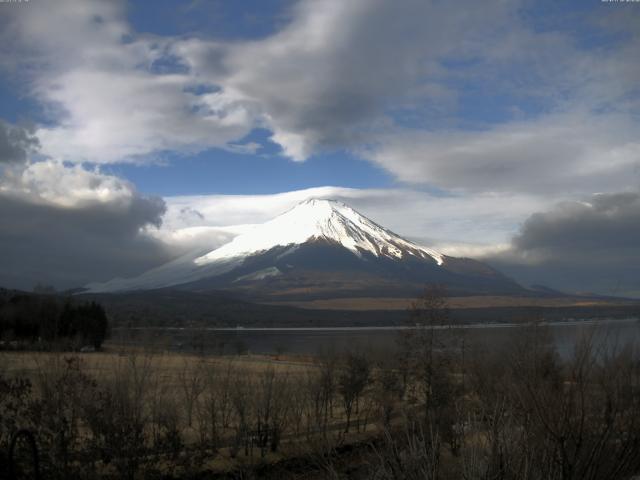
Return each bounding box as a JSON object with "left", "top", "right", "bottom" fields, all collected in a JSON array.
[{"left": 1, "top": 288, "right": 640, "bottom": 479}]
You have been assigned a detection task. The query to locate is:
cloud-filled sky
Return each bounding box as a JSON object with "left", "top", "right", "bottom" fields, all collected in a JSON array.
[{"left": 0, "top": 0, "right": 639, "bottom": 296}]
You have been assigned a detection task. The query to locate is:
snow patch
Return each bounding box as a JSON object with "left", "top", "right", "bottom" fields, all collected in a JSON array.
[{"left": 233, "top": 267, "right": 282, "bottom": 283}]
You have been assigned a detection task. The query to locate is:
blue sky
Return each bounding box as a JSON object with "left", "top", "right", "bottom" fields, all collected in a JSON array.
[
  {"left": 128, "top": 0, "right": 293, "bottom": 40},
  {"left": 109, "top": 147, "right": 393, "bottom": 196},
  {"left": 104, "top": 119, "right": 397, "bottom": 196},
  {"left": 0, "top": 0, "right": 639, "bottom": 295}
]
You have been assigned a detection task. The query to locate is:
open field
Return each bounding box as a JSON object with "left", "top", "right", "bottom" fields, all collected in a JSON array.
[
  {"left": 0, "top": 349, "right": 314, "bottom": 379},
  {"left": 0, "top": 347, "right": 394, "bottom": 478}
]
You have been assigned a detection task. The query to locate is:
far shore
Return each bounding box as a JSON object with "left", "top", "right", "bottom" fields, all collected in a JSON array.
[{"left": 115, "top": 316, "right": 639, "bottom": 332}]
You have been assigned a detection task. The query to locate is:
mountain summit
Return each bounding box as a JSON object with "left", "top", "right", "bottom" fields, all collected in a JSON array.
[
  {"left": 195, "top": 198, "right": 444, "bottom": 267},
  {"left": 86, "top": 198, "right": 525, "bottom": 298}
]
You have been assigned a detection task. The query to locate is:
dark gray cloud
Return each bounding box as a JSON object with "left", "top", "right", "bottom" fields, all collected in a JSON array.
[
  {"left": 486, "top": 192, "right": 640, "bottom": 297},
  {"left": 513, "top": 193, "right": 640, "bottom": 252},
  {"left": 0, "top": 152, "right": 171, "bottom": 290},
  {"left": 0, "top": 192, "right": 171, "bottom": 290},
  {"left": 0, "top": 120, "right": 38, "bottom": 164}
]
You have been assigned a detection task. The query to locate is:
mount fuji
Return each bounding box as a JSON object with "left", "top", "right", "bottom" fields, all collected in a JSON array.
[{"left": 85, "top": 199, "right": 525, "bottom": 299}]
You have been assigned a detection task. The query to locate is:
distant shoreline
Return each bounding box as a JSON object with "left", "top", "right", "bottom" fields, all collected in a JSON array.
[{"left": 115, "top": 316, "right": 639, "bottom": 333}]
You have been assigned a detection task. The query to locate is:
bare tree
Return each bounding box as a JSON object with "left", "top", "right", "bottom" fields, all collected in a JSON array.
[
  {"left": 374, "top": 365, "right": 404, "bottom": 430},
  {"left": 179, "top": 356, "right": 205, "bottom": 428},
  {"left": 82, "top": 352, "right": 156, "bottom": 480},
  {"left": 30, "top": 354, "right": 96, "bottom": 478},
  {"left": 314, "top": 348, "right": 339, "bottom": 435},
  {"left": 338, "top": 350, "right": 371, "bottom": 433},
  {"left": 195, "top": 358, "right": 236, "bottom": 455},
  {"left": 408, "top": 285, "right": 450, "bottom": 414},
  {"left": 252, "top": 366, "right": 292, "bottom": 455},
  {"left": 370, "top": 423, "right": 441, "bottom": 480}
]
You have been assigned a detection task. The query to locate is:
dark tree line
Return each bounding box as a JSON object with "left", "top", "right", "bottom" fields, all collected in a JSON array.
[{"left": 0, "top": 293, "right": 109, "bottom": 349}]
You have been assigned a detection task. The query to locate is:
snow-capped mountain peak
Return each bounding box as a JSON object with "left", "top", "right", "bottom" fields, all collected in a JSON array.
[
  {"left": 194, "top": 198, "right": 444, "bottom": 266},
  {"left": 84, "top": 198, "right": 448, "bottom": 293}
]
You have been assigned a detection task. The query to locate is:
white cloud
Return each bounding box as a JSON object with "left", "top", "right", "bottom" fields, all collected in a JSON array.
[
  {"left": 369, "top": 112, "right": 640, "bottom": 195},
  {"left": 0, "top": 0, "right": 518, "bottom": 164},
  {"left": 146, "top": 225, "right": 253, "bottom": 256},
  {"left": 431, "top": 242, "right": 511, "bottom": 260},
  {"left": 1, "top": 160, "right": 142, "bottom": 208},
  {"left": 3, "top": 0, "right": 254, "bottom": 164},
  {"left": 3, "top": 0, "right": 639, "bottom": 184},
  {"left": 34, "top": 69, "right": 254, "bottom": 163}
]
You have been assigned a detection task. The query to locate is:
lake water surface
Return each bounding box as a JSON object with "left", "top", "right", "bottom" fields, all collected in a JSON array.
[{"left": 114, "top": 318, "right": 640, "bottom": 359}]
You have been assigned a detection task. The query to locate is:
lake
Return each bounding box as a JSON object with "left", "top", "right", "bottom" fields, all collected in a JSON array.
[{"left": 112, "top": 317, "right": 640, "bottom": 359}]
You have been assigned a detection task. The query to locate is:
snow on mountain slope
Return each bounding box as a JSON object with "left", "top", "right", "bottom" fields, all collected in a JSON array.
[
  {"left": 85, "top": 198, "right": 445, "bottom": 293},
  {"left": 195, "top": 198, "right": 444, "bottom": 266}
]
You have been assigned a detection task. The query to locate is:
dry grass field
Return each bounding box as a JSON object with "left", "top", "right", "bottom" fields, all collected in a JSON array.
[
  {"left": 0, "top": 346, "right": 388, "bottom": 477},
  {"left": 0, "top": 348, "right": 313, "bottom": 380},
  {"left": 264, "top": 294, "right": 636, "bottom": 311}
]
